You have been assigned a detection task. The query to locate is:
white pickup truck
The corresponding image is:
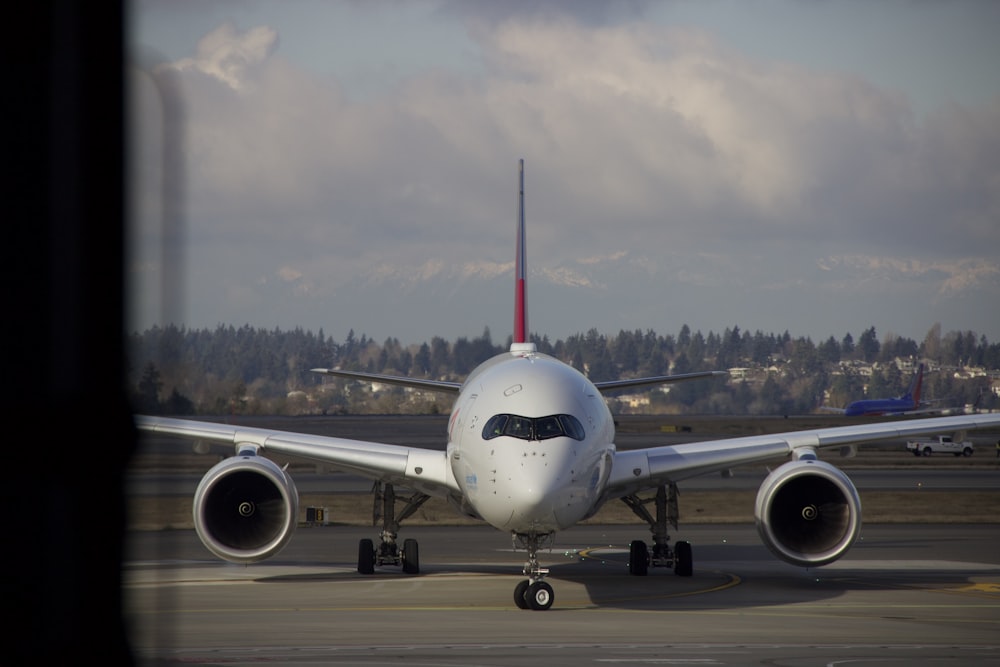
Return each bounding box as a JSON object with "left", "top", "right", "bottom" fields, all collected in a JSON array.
[{"left": 905, "top": 435, "right": 974, "bottom": 457}]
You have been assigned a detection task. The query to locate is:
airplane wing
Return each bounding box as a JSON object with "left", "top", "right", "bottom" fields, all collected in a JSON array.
[
  {"left": 593, "top": 371, "right": 728, "bottom": 392},
  {"left": 134, "top": 415, "right": 458, "bottom": 496},
  {"left": 310, "top": 368, "right": 461, "bottom": 394},
  {"left": 605, "top": 412, "right": 1000, "bottom": 497},
  {"left": 311, "top": 368, "right": 725, "bottom": 395}
]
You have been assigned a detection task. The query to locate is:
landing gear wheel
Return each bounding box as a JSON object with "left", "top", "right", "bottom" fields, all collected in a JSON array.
[
  {"left": 401, "top": 538, "right": 420, "bottom": 574},
  {"left": 674, "top": 540, "right": 693, "bottom": 577},
  {"left": 628, "top": 540, "right": 648, "bottom": 576},
  {"left": 526, "top": 581, "right": 554, "bottom": 610},
  {"left": 513, "top": 580, "right": 530, "bottom": 609},
  {"left": 357, "top": 538, "right": 375, "bottom": 574}
]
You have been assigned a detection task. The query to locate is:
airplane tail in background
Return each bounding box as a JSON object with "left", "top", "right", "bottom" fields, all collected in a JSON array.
[
  {"left": 902, "top": 363, "right": 925, "bottom": 407},
  {"left": 512, "top": 159, "right": 530, "bottom": 348}
]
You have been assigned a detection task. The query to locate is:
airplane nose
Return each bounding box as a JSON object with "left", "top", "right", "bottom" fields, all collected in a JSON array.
[
  {"left": 508, "top": 479, "right": 557, "bottom": 527},
  {"left": 513, "top": 478, "right": 551, "bottom": 513},
  {"left": 467, "top": 441, "right": 593, "bottom": 533},
  {"left": 503, "top": 453, "right": 575, "bottom": 530}
]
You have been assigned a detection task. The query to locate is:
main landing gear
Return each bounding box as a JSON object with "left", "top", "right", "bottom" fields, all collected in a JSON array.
[
  {"left": 621, "top": 483, "right": 693, "bottom": 577},
  {"left": 512, "top": 532, "right": 555, "bottom": 610},
  {"left": 357, "top": 481, "right": 429, "bottom": 575}
]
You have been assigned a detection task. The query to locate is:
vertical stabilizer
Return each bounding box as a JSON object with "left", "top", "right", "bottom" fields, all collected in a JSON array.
[
  {"left": 905, "top": 363, "right": 924, "bottom": 407},
  {"left": 513, "top": 159, "right": 529, "bottom": 347}
]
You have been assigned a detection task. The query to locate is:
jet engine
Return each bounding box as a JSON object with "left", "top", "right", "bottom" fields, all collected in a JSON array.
[
  {"left": 192, "top": 452, "right": 299, "bottom": 563},
  {"left": 754, "top": 459, "right": 861, "bottom": 567}
]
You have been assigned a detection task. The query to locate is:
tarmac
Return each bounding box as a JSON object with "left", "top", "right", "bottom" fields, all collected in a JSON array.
[
  {"left": 123, "top": 414, "right": 1000, "bottom": 665},
  {"left": 124, "top": 523, "right": 1000, "bottom": 666}
]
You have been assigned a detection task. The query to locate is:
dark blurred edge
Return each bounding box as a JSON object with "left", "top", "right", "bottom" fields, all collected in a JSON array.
[{"left": 5, "top": 2, "right": 135, "bottom": 664}]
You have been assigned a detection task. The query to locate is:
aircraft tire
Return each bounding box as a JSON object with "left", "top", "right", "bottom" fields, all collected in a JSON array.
[
  {"left": 628, "top": 540, "right": 648, "bottom": 576},
  {"left": 527, "top": 581, "right": 554, "bottom": 610},
  {"left": 674, "top": 540, "right": 693, "bottom": 577},
  {"left": 402, "top": 538, "right": 420, "bottom": 574},
  {"left": 358, "top": 538, "right": 375, "bottom": 574},
  {"left": 514, "top": 580, "right": 530, "bottom": 609}
]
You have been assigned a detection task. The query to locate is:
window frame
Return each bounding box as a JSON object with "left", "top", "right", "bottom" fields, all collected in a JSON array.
[{"left": 481, "top": 413, "right": 586, "bottom": 442}]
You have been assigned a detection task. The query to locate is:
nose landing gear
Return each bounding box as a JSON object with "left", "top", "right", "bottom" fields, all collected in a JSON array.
[{"left": 512, "top": 532, "right": 555, "bottom": 610}]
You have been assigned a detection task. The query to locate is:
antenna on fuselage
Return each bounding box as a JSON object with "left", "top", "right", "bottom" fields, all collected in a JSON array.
[{"left": 511, "top": 159, "right": 535, "bottom": 355}]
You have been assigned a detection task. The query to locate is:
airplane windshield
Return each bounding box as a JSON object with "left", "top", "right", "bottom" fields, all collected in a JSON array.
[{"left": 482, "top": 414, "right": 585, "bottom": 442}]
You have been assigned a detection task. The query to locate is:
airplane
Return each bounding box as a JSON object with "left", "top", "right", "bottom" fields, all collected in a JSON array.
[
  {"left": 135, "top": 160, "right": 1000, "bottom": 611},
  {"left": 820, "top": 363, "right": 937, "bottom": 416}
]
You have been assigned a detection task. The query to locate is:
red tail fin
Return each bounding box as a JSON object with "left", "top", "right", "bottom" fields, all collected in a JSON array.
[{"left": 513, "top": 159, "right": 528, "bottom": 344}]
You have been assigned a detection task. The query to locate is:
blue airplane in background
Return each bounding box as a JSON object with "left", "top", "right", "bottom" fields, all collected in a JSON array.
[{"left": 822, "top": 363, "right": 930, "bottom": 417}]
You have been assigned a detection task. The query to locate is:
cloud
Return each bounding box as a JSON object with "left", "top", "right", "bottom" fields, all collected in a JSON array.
[
  {"left": 541, "top": 266, "right": 595, "bottom": 288},
  {"left": 166, "top": 23, "right": 279, "bottom": 91},
  {"left": 578, "top": 251, "right": 628, "bottom": 265},
  {"left": 131, "top": 16, "right": 1000, "bottom": 342},
  {"left": 819, "top": 255, "right": 1000, "bottom": 295},
  {"left": 276, "top": 266, "right": 304, "bottom": 282},
  {"left": 163, "top": 20, "right": 1000, "bottom": 258}
]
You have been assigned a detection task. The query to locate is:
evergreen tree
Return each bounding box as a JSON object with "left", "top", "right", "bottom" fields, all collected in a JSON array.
[
  {"left": 817, "top": 336, "right": 841, "bottom": 364},
  {"left": 163, "top": 388, "right": 195, "bottom": 415},
  {"left": 135, "top": 362, "right": 162, "bottom": 413},
  {"left": 857, "top": 327, "right": 880, "bottom": 362},
  {"left": 127, "top": 322, "right": 997, "bottom": 417},
  {"left": 840, "top": 332, "right": 855, "bottom": 358}
]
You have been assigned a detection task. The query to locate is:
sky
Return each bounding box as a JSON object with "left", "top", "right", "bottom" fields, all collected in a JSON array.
[{"left": 128, "top": 0, "right": 1000, "bottom": 349}]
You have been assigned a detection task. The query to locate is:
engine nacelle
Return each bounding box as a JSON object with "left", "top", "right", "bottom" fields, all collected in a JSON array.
[
  {"left": 193, "top": 452, "right": 299, "bottom": 563},
  {"left": 754, "top": 459, "right": 861, "bottom": 567}
]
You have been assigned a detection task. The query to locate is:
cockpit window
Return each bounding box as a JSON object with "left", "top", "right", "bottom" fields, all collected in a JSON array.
[
  {"left": 482, "top": 414, "right": 586, "bottom": 442},
  {"left": 507, "top": 415, "right": 533, "bottom": 439},
  {"left": 557, "top": 414, "right": 586, "bottom": 441}
]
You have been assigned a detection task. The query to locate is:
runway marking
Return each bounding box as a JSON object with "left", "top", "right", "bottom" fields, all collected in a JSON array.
[
  {"left": 951, "top": 583, "right": 1000, "bottom": 594},
  {"left": 828, "top": 575, "right": 1000, "bottom": 601},
  {"left": 131, "top": 600, "right": 1000, "bottom": 621},
  {"left": 128, "top": 570, "right": 745, "bottom": 613},
  {"left": 595, "top": 660, "right": 722, "bottom": 664},
  {"left": 823, "top": 559, "right": 1000, "bottom": 571}
]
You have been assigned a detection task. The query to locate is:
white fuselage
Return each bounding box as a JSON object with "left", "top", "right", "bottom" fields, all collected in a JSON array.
[{"left": 446, "top": 347, "right": 616, "bottom": 534}]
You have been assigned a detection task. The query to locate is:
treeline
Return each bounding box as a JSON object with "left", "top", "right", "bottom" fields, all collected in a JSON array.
[{"left": 128, "top": 323, "right": 1000, "bottom": 416}]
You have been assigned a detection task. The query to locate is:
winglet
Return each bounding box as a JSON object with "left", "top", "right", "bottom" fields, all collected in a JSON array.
[{"left": 511, "top": 159, "right": 535, "bottom": 354}]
